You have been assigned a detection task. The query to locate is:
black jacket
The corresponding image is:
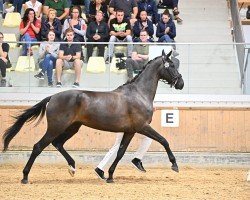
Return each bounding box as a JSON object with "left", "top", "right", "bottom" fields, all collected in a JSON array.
[{"left": 86, "top": 21, "right": 109, "bottom": 41}]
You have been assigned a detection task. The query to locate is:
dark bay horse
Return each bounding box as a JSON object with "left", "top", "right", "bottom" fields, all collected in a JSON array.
[{"left": 2, "top": 50, "right": 184, "bottom": 184}]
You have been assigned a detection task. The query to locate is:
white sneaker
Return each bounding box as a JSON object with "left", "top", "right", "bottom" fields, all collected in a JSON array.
[{"left": 5, "top": 6, "right": 14, "bottom": 13}]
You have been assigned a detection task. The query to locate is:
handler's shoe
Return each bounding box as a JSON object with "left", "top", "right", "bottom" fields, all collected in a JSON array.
[
  {"left": 132, "top": 158, "right": 146, "bottom": 172},
  {"left": 95, "top": 167, "right": 106, "bottom": 180}
]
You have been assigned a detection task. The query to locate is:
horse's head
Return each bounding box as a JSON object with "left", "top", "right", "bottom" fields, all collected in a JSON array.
[{"left": 159, "top": 50, "right": 184, "bottom": 90}]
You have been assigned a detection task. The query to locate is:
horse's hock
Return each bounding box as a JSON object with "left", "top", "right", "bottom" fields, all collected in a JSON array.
[{"left": 0, "top": 106, "right": 249, "bottom": 152}]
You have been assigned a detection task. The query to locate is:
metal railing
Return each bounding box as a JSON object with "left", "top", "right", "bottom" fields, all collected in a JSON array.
[
  {"left": 229, "top": 0, "right": 250, "bottom": 93},
  {"left": 0, "top": 41, "right": 247, "bottom": 96}
]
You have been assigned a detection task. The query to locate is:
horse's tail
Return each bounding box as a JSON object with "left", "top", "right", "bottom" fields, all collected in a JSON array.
[{"left": 2, "top": 96, "right": 52, "bottom": 152}]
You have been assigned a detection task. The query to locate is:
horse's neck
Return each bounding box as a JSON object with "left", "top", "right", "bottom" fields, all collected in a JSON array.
[{"left": 135, "top": 64, "right": 160, "bottom": 102}]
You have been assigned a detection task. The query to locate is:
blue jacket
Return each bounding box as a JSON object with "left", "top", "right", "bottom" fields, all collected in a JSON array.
[
  {"left": 156, "top": 18, "right": 176, "bottom": 39},
  {"left": 41, "top": 18, "right": 62, "bottom": 41},
  {"left": 133, "top": 19, "right": 154, "bottom": 38},
  {"left": 137, "top": 0, "right": 158, "bottom": 23}
]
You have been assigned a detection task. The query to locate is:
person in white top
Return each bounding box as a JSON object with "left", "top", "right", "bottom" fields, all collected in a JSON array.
[
  {"left": 95, "top": 133, "right": 152, "bottom": 180},
  {"left": 23, "top": 0, "right": 42, "bottom": 19}
]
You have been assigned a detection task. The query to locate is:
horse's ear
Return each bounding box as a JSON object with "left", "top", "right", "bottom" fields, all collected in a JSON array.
[
  {"left": 166, "top": 50, "right": 172, "bottom": 58},
  {"left": 162, "top": 49, "right": 166, "bottom": 57}
]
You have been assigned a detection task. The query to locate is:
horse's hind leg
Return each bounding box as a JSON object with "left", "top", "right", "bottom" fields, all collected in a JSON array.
[
  {"left": 21, "top": 132, "right": 57, "bottom": 184},
  {"left": 106, "top": 133, "right": 135, "bottom": 183},
  {"left": 52, "top": 122, "right": 82, "bottom": 176},
  {"left": 138, "top": 124, "right": 179, "bottom": 172}
]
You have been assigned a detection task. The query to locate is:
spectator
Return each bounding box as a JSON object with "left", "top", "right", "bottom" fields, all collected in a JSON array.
[
  {"left": 137, "top": 0, "right": 158, "bottom": 24},
  {"left": 133, "top": 10, "right": 154, "bottom": 42},
  {"left": 0, "top": 32, "right": 10, "bottom": 87},
  {"left": 4, "top": 0, "right": 22, "bottom": 14},
  {"left": 20, "top": 8, "right": 41, "bottom": 56},
  {"left": 34, "top": 30, "right": 60, "bottom": 86},
  {"left": 95, "top": 133, "right": 152, "bottom": 180},
  {"left": 83, "top": 0, "right": 90, "bottom": 15},
  {"left": 43, "top": 0, "right": 70, "bottom": 23},
  {"left": 23, "top": 0, "right": 43, "bottom": 19},
  {"left": 41, "top": 8, "right": 62, "bottom": 41},
  {"left": 0, "top": 0, "right": 3, "bottom": 17},
  {"left": 126, "top": 30, "right": 150, "bottom": 80},
  {"left": 88, "top": 0, "right": 108, "bottom": 22},
  {"left": 109, "top": 0, "right": 138, "bottom": 25},
  {"left": 62, "top": 5, "right": 87, "bottom": 42},
  {"left": 106, "top": 9, "right": 133, "bottom": 63},
  {"left": 156, "top": 12, "right": 176, "bottom": 43},
  {"left": 86, "top": 10, "right": 109, "bottom": 62},
  {"left": 55, "top": 28, "right": 83, "bottom": 88},
  {"left": 158, "top": 0, "right": 182, "bottom": 23}
]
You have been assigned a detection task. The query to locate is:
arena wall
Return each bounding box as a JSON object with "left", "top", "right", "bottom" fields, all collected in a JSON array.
[{"left": 0, "top": 106, "right": 249, "bottom": 152}]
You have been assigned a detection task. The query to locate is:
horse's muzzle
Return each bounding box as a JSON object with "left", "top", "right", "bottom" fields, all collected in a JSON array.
[{"left": 175, "top": 77, "right": 184, "bottom": 90}]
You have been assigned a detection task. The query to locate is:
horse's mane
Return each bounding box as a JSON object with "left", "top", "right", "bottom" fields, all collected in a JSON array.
[{"left": 122, "top": 56, "right": 161, "bottom": 86}]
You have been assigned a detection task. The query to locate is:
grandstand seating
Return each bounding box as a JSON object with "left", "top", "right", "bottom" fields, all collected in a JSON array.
[
  {"left": 3, "top": 12, "right": 21, "bottom": 27},
  {"left": 15, "top": 56, "right": 36, "bottom": 72},
  {"left": 86, "top": 57, "right": 106, "bottom": 73},
  {"left": 110, "top": 57, "right": 127, "bottom": 74},
  {"left": 0, "top": 0, "right": 243, "bottom": 94},
  {"left": 3, "top": 33, "right": 17, "bottom": 48}
]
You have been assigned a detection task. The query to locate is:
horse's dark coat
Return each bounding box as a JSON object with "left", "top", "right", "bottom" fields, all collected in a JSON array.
[{"left": 2, "top": 50, "right": 184, "bottom": 183}]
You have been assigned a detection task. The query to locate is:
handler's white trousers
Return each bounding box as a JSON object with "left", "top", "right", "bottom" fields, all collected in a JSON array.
[{"left": 97, "top": 133, "right": 152, "bottom": 171}]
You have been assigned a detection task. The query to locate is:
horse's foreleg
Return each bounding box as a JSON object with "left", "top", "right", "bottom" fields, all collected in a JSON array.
[
  {"left": 21, "top": 132, "right": 56, "bottom": 184},
  {"left": 106, "top": 133, "right": 135, "bottom": 183},
  {"left": 52, "top": 122, "right": 82, "bottom": 176},
  {"left": 138, "top": 125, "right": 179, "bottom": 173}
]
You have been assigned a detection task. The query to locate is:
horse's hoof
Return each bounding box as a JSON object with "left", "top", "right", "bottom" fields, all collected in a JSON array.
[
  {"left": 68, "top": 165, "right": 76, "bottom": 177},
  {"left": 21, "top": 179, "right": 28, "bottom": 184},
  {"left": 106, "top": 178, "right": 114, "bottom": 183},
  {"left": 171, "top": 163, "right": 179, "bottom": 173}
]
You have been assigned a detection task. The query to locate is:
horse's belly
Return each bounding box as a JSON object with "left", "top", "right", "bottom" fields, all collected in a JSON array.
[{"left": 80, "top": 113, "right": 127, "bottom": 131}]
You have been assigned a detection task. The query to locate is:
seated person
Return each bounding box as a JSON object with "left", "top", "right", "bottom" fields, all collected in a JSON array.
[
  {"left": 43, "top": 0, "right": 70, "bottom": 23},
  {"left": 41, "top": 8, "right": 62, "bottom": 41},
  {"left": 0, "top": 32, "right": 10, "bottom": 87},
  {"left": 83, "top": 0, "right": 90, "bottom": 15},
  {"left": 62, "top": 6, "right": 86, "bottom": 42},
  {"left": 125, "top": 30, "right": 149, "bottom": 80},
  {"left": 133, "top": 10, "right": 154, "bottom": 42},
  {"left": 106, "top": 9, "right": 133, "bottom": 63},
  {"left": 88, "top": 0, "right": 108, "bottom": 23},
  {"left": 108, "top": 0, "right": 138, "bottom": 26},
  {"left": 157, "top": 0, "right": 182, "bottom": 23},
  {"left": 137, "top": 0, "right": 158, "bottom": 24},
  {"left": 4, "top": 0, "right": 22, "bottom": 14},
  {"left": 86, "top": 10, "right": 109, "bottom": 62},
  {"left": 55, "top": 28, "right": 83, "bottom": 88},
  {"left": 34, "top": 30, "right": 60, "bottom": 86},
  {"left": 156, "top": 12, "right": 176, "bottom": 43},
  {"left": 23, "top": 0, "right": 43, "bottom": 19},
  {"left": 19, "top": 8, "right": 41, "bottom": 56}
]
